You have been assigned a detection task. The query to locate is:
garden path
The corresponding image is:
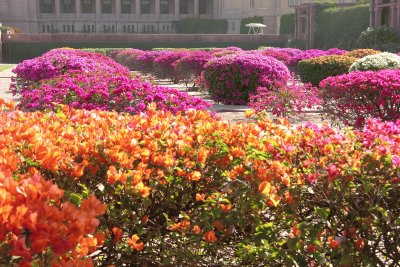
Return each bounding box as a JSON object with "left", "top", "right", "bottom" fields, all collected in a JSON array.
[{"left": 0, "top": 65, "right": 14, "bottom": 101}]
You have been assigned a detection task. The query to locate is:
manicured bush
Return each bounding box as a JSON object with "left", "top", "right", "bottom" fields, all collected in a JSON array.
[
  {"left": 11, "top": 48, "right": 129, "bottom": 92},
  {"left": 15, "top": 71, "right": 211, "bottom": 114},
  {"left": 152, "top": 50, "right": 190, "bottom": 81},
  {"left": 298, "top": 55, "right": 357, "bottom": 85},
  {"left": 320, "top": 69, "right": 400, "bottom": 127},
  {"left": 356, "top": 26, "right": 400, "bottom": 50},
  {"left": 259, "top": 48, "right": 302, "bottom": 66},
  {"left": 203, "top": 53, "right": 290, "bottom": 104},
  {"left": 344, "top": 48, "right": 381, "bottom": 58},
  {"left": 315, "top": 4, "right": 369, "bottom": 49},
  {"left": 349, "top": 52, "right": 400, "bottom": 71},
  {"left": 174, "top": 18, "right": 228, "bottom": 34},
  {"left": 135, "top": 50, "right": 168, "bottom": 75},
  {"left": 289, "top": 48, "right": 347, "bottom": 71},
  {"left": 1, "top": 97, "right": 399, "bottom": 266},
  {"left": 211, "top": 46, "right": 243, "bottom": 58},
  {"left": 280, "top": 14, "right": 295, "bottom": 34},
  {"left": 249, "top": 80, "right": 321, "bottom": 118},
  {"left": 174, "top": 50, "right": 213, "bottom": 86}
]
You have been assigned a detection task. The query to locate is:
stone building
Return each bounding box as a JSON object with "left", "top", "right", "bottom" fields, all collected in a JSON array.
[
  {"left": 370, "top": 0, "right": 400, "bottom": 31},
  {"left": 0, "top": 0, "right": 295, "bottom": 34}
]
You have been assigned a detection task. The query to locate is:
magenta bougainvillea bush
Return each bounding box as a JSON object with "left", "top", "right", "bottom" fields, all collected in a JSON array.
[
  {"left": 319, "top": 69, "right": 400, "bottom": 127},
  {"left": 12, "top": 49, "right": 211, "bottom": 115},
  {"left": 135, "top": 50, "right": 169, "bottom": 75},
  {"left": 249, "top": 80, "right": 321, "bottom": 118},
  {"left": 12, "top": 49, "right": 129, "bottom": 86},
  {"left": 174, "top": 50, "right": 213, "bottom": 87},
  {"left": 112, "top": 48, "right": 145, "bottom": 70},
  {"left": 203, "top": 53, "right": 291, "bottom": 105},
  {"left": 259, "top": 48, "right": 302, "bottom": 66},
  {"left": 152, "top": 50, "right": 190, "bottom": 81}
]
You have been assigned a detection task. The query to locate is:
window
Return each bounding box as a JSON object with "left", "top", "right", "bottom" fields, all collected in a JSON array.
[
  {"left": 199, "top": 0, "right": 207, "bottom": 14},
  {"left": 250, "top": 0, "right": 255, "bottom": 9},
  {"left": 232, "top": 21, "right": 235, "bottom": 31},
  {"left": 61, "top": 0, "right": 74, "bottom": 13},
  {"left": 40, "top": 0, "right": 54, "bottom": 13},
  {"left": 102, "top": 0, "right": 112, "bottom": 13},
  {"left": 121, "top": 0, "right": 132, "bottom": 14},
  {"left": 141, "top": 0, "right": 150, "bottom": 14},
  {"left": 42, "top": 25, "right": 46, "bottom": 32},
  {"left": 180, "top": 0, "right": 188, "bottom": 14},
  {"left": 82, "top": 0, "right": 94, "bottom": 13},
  {"left": 160, "top": 0, "right": 169, "bottom": 14},
  {"left": 92, "top": 25, "right": 95, "bottom": 33}
]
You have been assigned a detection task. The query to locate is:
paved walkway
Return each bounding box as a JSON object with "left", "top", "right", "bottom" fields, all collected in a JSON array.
[{"left": 0, "top": 66, "right": 15, "bottom": 101}]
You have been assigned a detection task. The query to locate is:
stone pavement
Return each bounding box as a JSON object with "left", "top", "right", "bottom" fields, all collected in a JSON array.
[{"left": 0, "top": 66, "right": 15, "bottom": 101}]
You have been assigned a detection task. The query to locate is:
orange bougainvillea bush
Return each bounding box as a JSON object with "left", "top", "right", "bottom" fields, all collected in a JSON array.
[{"left": 0, "top": 97, "right": 399, "bottom": 266}]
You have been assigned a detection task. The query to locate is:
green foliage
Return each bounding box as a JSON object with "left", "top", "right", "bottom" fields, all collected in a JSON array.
[
  {"left": 173, "top": 18, "right": 228, "bottom": 34},
  {"left": 356, "top": 26, "right": 400, "bottom": 51},
  {"left": 83, "top": 48, "right": 125, "bottom": 56},
  {"left": 315, "top": 4, "right": 369, "bottom": 49},
  {"left": 298, "top": 55, "right": 357, "bottom": 86},
  {"left": 287, "top": 38, "right": 306, "bottom": 50},
  {"left": 280, "top": 14, "right": 295, "bottom": 34},
  {"left": 240, "top": 16, "right": 263, "bottom": 34}
]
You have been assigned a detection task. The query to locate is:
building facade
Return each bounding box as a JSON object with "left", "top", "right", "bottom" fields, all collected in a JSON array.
[
  {"left": 0, "top": 0, "right": 295, "bottom": 34},
  {"left": 370, "top": 0, "right": 400, "bottom": 32}
]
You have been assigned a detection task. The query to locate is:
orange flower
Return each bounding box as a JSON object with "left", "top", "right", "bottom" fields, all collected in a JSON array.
[
  {"left": 213, "top": 221, "right": 225, "bottom": 231},
  {"left": 192, "top": 225, "right": 202, "bottom": 234},
  {"left": 187, "top": 171, "right": 201, "bottom": 181},
  {"left": 128, "top": 234, "right": 144, "bottom": 251},
  {"left": 196, "top": 193, "right": 205, "bottom": 202},
  {"left": 204, "top": 230, "right": 218, "bottom": 243},
  {"left": 111, "top": 227, "right": 123, "bottom": 243},
  {"left": 327, "top": 236, "right": 340, "bottom": 249},
  {"left": 220, "top": 204, "right": 232, "bottom": 212}
]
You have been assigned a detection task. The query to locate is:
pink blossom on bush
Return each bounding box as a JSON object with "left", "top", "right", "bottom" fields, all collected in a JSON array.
[
  {"left": 319, "top": 69, "right": 400, "bottom": 127},
  {"left": 153, "top": 50, "right": 190, "bottom": 81},
  {"left": 290, "top": 48, "right": 347, "bottom": 70},
  {"left": 203, "top": 53, "right": 291, "bottom": 105},
  {"left": 135, "top": 50, "right": 169, "bottom": 75},
  {"left": 249, "top": 80, "right": 321, "bottom": 118},
  {"left": 174, "top": 50, "right": 213, "bottom": 86},
  {"left": 16, "top": 71, "right": 211, "bottom": 114}
]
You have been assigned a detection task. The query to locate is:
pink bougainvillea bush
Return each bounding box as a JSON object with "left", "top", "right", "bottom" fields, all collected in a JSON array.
[
  {"left": 15, "top": 70, "right": 211, "bottom": 114},
  {"left": 152, "top": 50, "right": 190, "bottom": 81},
  {"left": 174, "top": 50, "right": 213, "bottom": 87},
  {"left": 112, "top": 48, "right": 145, "bottom": 70},
  {"left": 203, "top": 53, "right": 291, "bottom": 105},
  {"left": 1, "top": 96, "right": 399, "bottom": 266},
  {"left": 135, "top": 50, "right": 169, "bottom": 76},
  {"left": 249, "top": 80, "right": 321, "bottom": 118},
  {"left": 12, "top": 49, "right": 129, "bottom": 91},
  {"left": 259, "top": 47, "right": 302, "bottom": 66},
  {"left": 319, "top": 69, "right": 400, "bottom": 127}
]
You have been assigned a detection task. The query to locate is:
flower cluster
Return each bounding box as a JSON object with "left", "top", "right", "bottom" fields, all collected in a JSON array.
[
  {"left": 349, "top": 52, "right": 400, "bottom": 71},
  {"left": 16, "top": 70, "right": 211, "bottom": 114},
  {"left": 152, "top": 50, "right": 190, "bottom": 80},
  {"left": 298, "top": 55, "right": 357, "bottom": 85},
  {"left": 0, "top": 97, "right": 398, "bottom": 266},
  {"left": 113, "top": 48, "right": 145, "bottom": 70},
  {"left": 249, "top": 80, "right": 321, "bottom": 118},
  {"left": 289, "top": 48, "right": 347, "bottom": 70},
  {"left": 320, "top": 69, "right": 400, "bottom": 127},
  {"left": 344, "top": 48, "right": 381, "bottom": 58},
  {"left": 135, "top": 50, "right": 169, "bottom": 75},
  {"left": 174, "top": 50, "right": 213, "bottom": 87},
  {"left": 203, "top": 53, "right": 291, "bottom": 104},
  {"left": 258, "top": 47, "right": 301, "bottom": 65}
]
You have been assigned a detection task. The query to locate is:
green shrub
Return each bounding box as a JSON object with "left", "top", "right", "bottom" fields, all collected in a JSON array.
[
  {"left": 173, "top": 18, "right": 228, "bottom": 33},
  {"left": 83, "top": 48, "right": 125, "bottom": 56},
  {"left": 287, "top": 38, "right": 306, "bottom": 49},
  {"left": 349, "top": 52, "right": 400, "bottom": 71},
  {"left": 356, "top": 26, "right": 400, "bottom": 49},
  {"left": 280, "top": 14, "right": 295, "bottom": 34},
  {"left": 298, "top": 55, "right": 357, "bottom": 86},
  {"left": 315, "top": 4, "right": 369, "bottom": 49},
  {"left": 240, "top": 16, "right": 263, "bottom": 34}
]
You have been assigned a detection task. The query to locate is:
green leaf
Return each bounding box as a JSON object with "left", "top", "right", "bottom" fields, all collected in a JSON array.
[
  {"left": 69, "top": 193, "right": 82, "bottom": 206},
  {"left": 315, "top": 207, "right": 330, "bottom": 220}
]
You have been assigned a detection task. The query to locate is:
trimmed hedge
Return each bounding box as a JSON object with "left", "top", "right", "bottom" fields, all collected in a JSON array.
[
  {"left": 240, "top": 16, "right": 263, "bottom": 34},
  {"left": 315, "top": 4, "right": 369, "bottom": 49},
  {"left": 280, "top": 14, "right": 295, "bottom": 34},
  {"left": 173, "top": 18, "right": 228, "bottom": 34},
  {"left": 298, "top": 55, "right": 357, "bottom": 86}
]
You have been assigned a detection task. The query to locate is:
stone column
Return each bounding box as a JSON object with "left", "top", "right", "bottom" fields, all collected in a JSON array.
[
  {"left": 174, "top": 0, "right": 180, "bottom": 19},
  {"left": 116, "top": 0, "right": 121, "bottom": 16},
  {"left": 213, "top": 0, "right": 220, "bottom": 18},
  {"left": 76, "top": 0, "right": 81, "bottom": 15},
  {"left": 55, "top": 0, "right": 61, "bottom": 16},
  {"left": 96, "top": 0, "right": 101, "bottom": 15},
  {"left": 375, "top": 7, "right": 382, "bottom": 27},
  {"left": 136, "top": 0, "right": 141, "bottom": 14},
  {"left": 194, "top": 0, "right": 199, "bottom": 16},
  {"left": 397, "top": 3, "right": 400, "bottom": 32},
  {"left": 391, "top": 5, "right": 397, "bottom": 28},
  {"left": 155, "top": 0, "right": 160, "bottom": 17}
]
